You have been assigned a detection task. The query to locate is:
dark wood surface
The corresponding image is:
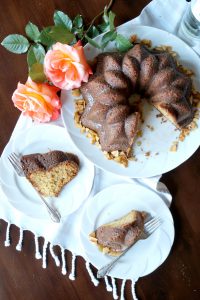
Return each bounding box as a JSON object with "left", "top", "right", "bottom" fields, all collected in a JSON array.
[{"left": 0, "top": 1, "right": 199, "bottom": 299}]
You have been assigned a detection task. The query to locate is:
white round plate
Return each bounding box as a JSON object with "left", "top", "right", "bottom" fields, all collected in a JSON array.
[
  {"left": 80, "top": 183, "right": 174, "bottom": 280},
  {"left": 0, "top": 124, "right": 94, "bottom": 220},
  {"left": 61, "top": 25, "right": 200, "bottom": 178}
]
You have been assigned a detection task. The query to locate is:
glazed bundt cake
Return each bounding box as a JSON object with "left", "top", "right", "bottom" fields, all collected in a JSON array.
[
  {"left": 89, "top": 210, "right": 146, "bottom": 256},
  {"left": 21, "top": 151, "right": 79, "bottom": 197},
  {"left": 80, "top": 44, "right": 194, "bottom": 153}
]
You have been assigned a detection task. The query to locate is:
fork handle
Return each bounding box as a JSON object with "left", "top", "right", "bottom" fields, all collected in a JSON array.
[
  {"left": 97, "top": 241, "right": 138, "bottom": 278},
  {"left": 39, "top": 195, "right": 61, "bottom": 223}
]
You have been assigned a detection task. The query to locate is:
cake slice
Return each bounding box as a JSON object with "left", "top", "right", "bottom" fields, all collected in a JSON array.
[
  {"left": 21, "top": 150, "right": 79, "bottom": 197},
  {"left": 89, "top": 210, "right": 146, "bottom": 256}
]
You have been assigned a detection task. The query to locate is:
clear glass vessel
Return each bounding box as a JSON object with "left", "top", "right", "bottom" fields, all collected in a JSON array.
[{"left": 178, "top": 0, "right": 200, "bottom": 46}]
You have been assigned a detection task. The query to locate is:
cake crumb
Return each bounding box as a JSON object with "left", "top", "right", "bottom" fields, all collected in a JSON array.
[
  {"left": 111, "top": 150, "right": 119, "bottom": 157},
  {"left": 129, "top": 155, "right": 137, "bottom": 161},
  {"left": 170, "top": 141, "right": 178, "bottom": 152},
  {"left": 145, "top": 151, "right": 151, "bottom": 157},
  {"left": 141, "top": 39, "right": 152, "bottom": 47},
  {"left": 156, "top": 113, "right": 162, "bottom": 118},
  {"left": 102, "top": 247, "right": 110, "bottom": 254},
  {"left": 146, "top": 124, "right": 154, "bottom": 131},
  {"left": 130, "top": 34, "right": 137, "bottom": 43},
  {"left": 137, "top": 141, "right": 142, "bottom": 146},
  {"left": 137, "top": 130, "right": 143, "bottom": 137},
  {"left": 89, "top": 236, "right": 98, "bottom": 244}
]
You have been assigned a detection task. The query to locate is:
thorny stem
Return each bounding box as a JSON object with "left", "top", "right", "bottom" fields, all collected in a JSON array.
[{"left": 82, "top": 0, "right": 115, "bottom": 40}]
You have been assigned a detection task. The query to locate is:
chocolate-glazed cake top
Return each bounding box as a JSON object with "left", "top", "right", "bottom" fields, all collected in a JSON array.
[
  {"left": 80, "top": 44, "right": 194, "bottom": 153},
  {"left": 95, "top": 211, "right": 145, "bottom": 252},
  {"left": 21, "top": 150, "right": 79, "bottom": 176}
]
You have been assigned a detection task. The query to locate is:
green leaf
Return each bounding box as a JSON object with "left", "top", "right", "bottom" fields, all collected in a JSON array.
[
  {"left": 87, "top": 26, "right": 100, "bottom": 38},
  {"left": 115, "top": 34, "right": 132, "bottom": 52},
  {"left": 98, "top": 22, "right": 110, "bottom": 33},
  {"left": 50, "top": 26, "right": 74, "bottom": 43},
  {"left": 1, "top": 34, "right": 30, "bottom": 54},
  {"left": 27, "top": 44, "right": 45, "bottom": 68},
  {"left": 73, "top": 15, "right": 83, "bottom": 28},
  {"left": 108, "top": 11, "right": 116, "bottom": 31},
  {"left": 53, "top": 10, "right": 72, "bottom": 31},
  {"left": 40, "top": 26, "right": 75, "bottom": 47},
  {"left": 101, "top": 30, "right": 117, "bottom": 48},
  {"left": 29, "top": 62, "right": 46, "bottom": 83},
  {"left": 39, "top": 27, "right": 54, "bottom": 47},
  {"left": 85, "top": 35, "right": 101, "bottom": 49},
  {"left": 25, "top": 22, "right": 40, "bottom": 42}
]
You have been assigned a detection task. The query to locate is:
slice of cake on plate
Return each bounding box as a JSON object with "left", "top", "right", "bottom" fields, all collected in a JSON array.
[
  {"left": 21, "top": 150, "right": 79, "bottom": 197},
  {"left": 89, "top": 210, "right": 146, "bottom": 256}
]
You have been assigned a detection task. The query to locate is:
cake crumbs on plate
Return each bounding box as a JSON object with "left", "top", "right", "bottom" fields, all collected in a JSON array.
[
  {"left": 73, "top": 42, "right": 200, "bottom": 167},
  {"left": 130, "top": 34, "right": 137, "bottom": 43},
  {"left": 156, "top": 113, "right": 162, "bottom": 118},
  {"left": 170, "top": 141, "right": 178, "bottom": 152},
  {"left": 145, "top": 151, "right": 151, "bottom": 157},
  {"left": 146, "top": 124, "right": 154, "bottom": 131},
  {"left": 129, "top": 155, "right": 138, "bottom": 161},
  {"left": 129, "top": 34, "right": 152, "bottom": 48},
  {"left": 137, "top": 130, "right": 143, "bottom": 137}
]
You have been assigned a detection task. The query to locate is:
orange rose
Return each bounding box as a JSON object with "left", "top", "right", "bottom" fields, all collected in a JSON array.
[
  {"left": 12, "top": 77, "right": 61, "bottom": 122},
  {"left": 44, "top": 41, "right": 92, "bottom": 90}
]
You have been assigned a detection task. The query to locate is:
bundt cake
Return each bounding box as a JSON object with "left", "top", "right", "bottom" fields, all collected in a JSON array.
[
  {"left": 89, "top": 210, "right": 146, "bottom": 256},
  {"left": 21, "top": 150, "right": 79, "bottom": 197},
  {"left": 80, "top": 44, "right": 194, "bottom": 153}
]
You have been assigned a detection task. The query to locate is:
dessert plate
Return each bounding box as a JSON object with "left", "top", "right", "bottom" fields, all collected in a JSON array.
[
  {"left": 61, "top": 24, "right": 200, "bottom": 178},
  {"left": 0, "top": 124, "right": 94, "bottom": 220},
  {"left": 80, "top": 183, "right": 174, "bottom": 280}
]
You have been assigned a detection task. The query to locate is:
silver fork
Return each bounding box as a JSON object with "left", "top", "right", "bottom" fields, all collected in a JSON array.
[
  {"left": 8, "top": 152, "right": 61, "bottom": 223},
  {"left": 97, "top": 217, "right": 161, "bottom": 278}
]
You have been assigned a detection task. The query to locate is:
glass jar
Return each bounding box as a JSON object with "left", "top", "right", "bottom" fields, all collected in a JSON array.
[{"left": 178, "top": 0, "right": 200, "bottom": 46}]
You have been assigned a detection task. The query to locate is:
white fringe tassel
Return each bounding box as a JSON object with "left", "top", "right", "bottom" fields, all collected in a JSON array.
[
  {"left": 69, "top": 253, "right": 76, "bottom": 280},
  {"left": 4, "top": 222, "right": 11, "bottom": 247},
  {"left": 104, "top": 276, "right": 112, "bottom": 292},
  {"left": 120, "top": 279, "right": 126, "bottom": 300},
  {"left": 111, "top": 277, "right": 118, "bottom": 299},
  {"left": 16, "top": 227, "right": 23, "bottom": 251},
  {"left": 49, "top": 244, "right": 60, "bottom": 267},
  {"left": 131, "top": 281, "right": 138, "bottom": 300},
  {"left": 61, "top": 247, "right": 67, "bottom": 275},
  {"left": 34, "top": 234, "right": 42, "bottom": 259},
  {"left": 85, "top": 261, "right": 99, "bottom": 286},
  {"left": 42, "top": 240, "right": 49, "bottom": 269}
]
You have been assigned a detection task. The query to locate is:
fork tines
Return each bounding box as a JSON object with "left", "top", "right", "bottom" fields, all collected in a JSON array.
[
  {"left": 144, "top": 217, "right": 161, "bottom": 234},
  {"left": 8, "top": 152, "right": 23, "bottom": 175}
]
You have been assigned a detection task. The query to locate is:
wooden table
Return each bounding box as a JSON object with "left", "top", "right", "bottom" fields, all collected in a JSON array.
[{"left": 0, "top": 1, "right": 199, "bottom": 299}]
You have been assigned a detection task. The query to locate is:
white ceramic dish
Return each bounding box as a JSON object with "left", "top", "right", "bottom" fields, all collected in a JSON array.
[
  {"left": 61, "top": 25, "right": 200, "bottom": 178},
  {"left": 0, "top": 124, "right": 94, "bottom": 220},
  {"left": 79, "top": 183, "right": 174, "bottom": 280}
]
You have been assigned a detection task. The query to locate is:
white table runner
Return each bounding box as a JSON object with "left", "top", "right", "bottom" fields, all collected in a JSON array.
[{"left": 0, "top": 0, "right": 195, "bottom": 299}]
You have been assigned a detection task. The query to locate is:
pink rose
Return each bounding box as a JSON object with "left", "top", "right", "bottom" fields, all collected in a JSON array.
[
  {"left": 12, "top": 77, "right": 61, "bottom": 122},
  {"left": 44, "top": 41, "right": 93, "bottom": 90}
]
